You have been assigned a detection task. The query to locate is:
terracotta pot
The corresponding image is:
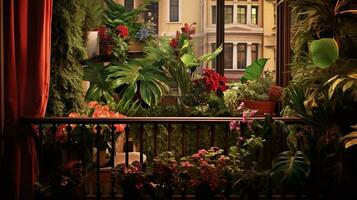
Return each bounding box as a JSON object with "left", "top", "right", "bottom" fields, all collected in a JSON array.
[
  {"left": 92, "top": 149, "right": 110, "bottom": 167},
  {"left": 242, "top": 100, "right": 276, "bottom": 115},
  {"left": 128, "top": 41, "right": 143, "bottom": 53}
]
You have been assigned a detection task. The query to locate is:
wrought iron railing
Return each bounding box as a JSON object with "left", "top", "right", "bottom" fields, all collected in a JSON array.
[{"left": 23, "top": 116, "right": 305, "bottom": 200}]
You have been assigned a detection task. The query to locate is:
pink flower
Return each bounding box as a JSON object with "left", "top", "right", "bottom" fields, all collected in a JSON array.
[
  {"left": 192, "top": 153, "right": 201, "bottom": 159},
  {"left": 238, "top": 102, "right": 245, "bottom": 111},
  {"left": 229, "top": 120, "right": 240, "bottom": 131},
  {"left": 198, "top": 149, "right": 208, "bottom": 155},
  {"left": 180, "top": 161, "right": 193, "bottom": 168},
  {"left": 242, "top": 111, "right": 248, "bottom": 123}
]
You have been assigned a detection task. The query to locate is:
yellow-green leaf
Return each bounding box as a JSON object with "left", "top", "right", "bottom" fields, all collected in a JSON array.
[
  {"left": 328, "top": 78, "right": 345, "bottom": 99},
  {"left": 342, "top": 81, "right": 355, "bottom": 92},
  {"left": 348, "top": 73, "right": 357, "bottom": 79}
]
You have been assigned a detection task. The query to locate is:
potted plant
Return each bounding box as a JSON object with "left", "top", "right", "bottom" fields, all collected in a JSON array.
[
  {"left": 177, "top": 147, "right": 230, "bottom": 200},
  {"left": 229, "top": 58, "right": 283, "bottom": 115},
  {"left": 115, "top": 161, "right": 148, "bottom": 200},
  {"left": 56, "top": 101, "right": 126, "bottom": 167},
  {"left": 35, "top": 160, "right": 84, "bottom": 200}
]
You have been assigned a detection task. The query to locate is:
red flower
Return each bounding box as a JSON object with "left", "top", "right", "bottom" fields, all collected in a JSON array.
[
  {"left": 268, "top": 85, "right": 283, "bottom": 101},
  {"left": 98, "top": 26, "right": 110, "bottom": 40},
  {"left": 116, "top": 25, "right": 129, "bottom": 38},
  {"left": 181, "top": 23, "right": 196, "bottom": 39},
  {"left": 170, "top": 38, "right": 178, "bottom": 48},
  {"left": 200, "top": 68, "right": 227, "bottom": 93}
]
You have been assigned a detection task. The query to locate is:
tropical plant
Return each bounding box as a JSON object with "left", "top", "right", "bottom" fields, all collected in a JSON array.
[{"left": 107, "top": 59, "right": 170, "bottom": 107}]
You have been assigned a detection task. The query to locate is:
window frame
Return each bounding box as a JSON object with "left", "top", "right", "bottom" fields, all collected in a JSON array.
[
  {"left": 237, "top": 5, "right": 247, "bottom": 24},
  {"left": 237, "top": 43, "right": 247, "bottom": 69},
  {"left": 124, "top": 0, "right": 135, "bottom": 10},
  {"left": 169, "top": 0, "right": 180, "bottom": 23},
  {"left": 251, "top": 6, "right": 259, "bottom": 25}
]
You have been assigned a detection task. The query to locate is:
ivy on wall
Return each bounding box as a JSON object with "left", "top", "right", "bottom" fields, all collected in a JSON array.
[{"left": 47, "top": 0, "right": 88, "bottom": 116}]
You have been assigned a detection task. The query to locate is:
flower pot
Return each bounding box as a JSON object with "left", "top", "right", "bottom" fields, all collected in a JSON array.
[
  {"left": 86, "top": 31, "right": 99, "bottom": 58},
  {"left": 241, "top": 100, "right": 276, "bottom": 115},
  {"left": 195, "top": 183, "right": 214, "bottom": 200},
  {"left": 128, "top": 41, "right": 143, "bottom": 53},
  {"left": 92, "top": 149, "right": 110, "bottom": 167}
]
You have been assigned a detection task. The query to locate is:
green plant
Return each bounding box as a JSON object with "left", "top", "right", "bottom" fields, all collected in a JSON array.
[
  {"left": 83, "top": 0, "right": 105, "bottom": 32},
  {"left": 48, "top": 0, "right": 88, "bottom": 116},
  {"left": 107, "top": 59, "right": 170, "bottom": 107}
]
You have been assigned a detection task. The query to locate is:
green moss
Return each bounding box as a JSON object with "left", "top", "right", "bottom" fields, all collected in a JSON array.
[{"left": 47, "top": 0, "right": 88, "bottom": 116}]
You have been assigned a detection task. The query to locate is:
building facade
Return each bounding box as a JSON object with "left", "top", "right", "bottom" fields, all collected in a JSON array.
[{"left": 117, "top": 0, "right": 276, "bottom": 81}]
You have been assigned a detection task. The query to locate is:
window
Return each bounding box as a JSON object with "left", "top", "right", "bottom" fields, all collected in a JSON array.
[
  {"left": 237, "top": 43, "right": 247, "bottom": 69},
  {"left": 251, "top": 43, "right": 259, "bottom": 63},
  {"left": 224, "top": 43, "right": 233, "bottom": 69},
  {"left": 212, "top": 6, "right": 217, "bottom": 24},
  {"left": 169, "top": 0, "right": 179, "bottom": 22},
  {"left": 124, "top": 0, "right": 134, "bottom": 10},
  {"left": 252, "top": 6, "right": 258, "bottom": 25},
  {"left": 212, "top": 5, "right": 234, "bottom": 24},
  {"left": 211, "top": 43, "right": 233, "bottom": 69},
  {"left": 237, "top": 6, "right": 247, "bottom": 24},
  {"left": 224, "top": 6, "right": 233, "bottom": 24}
]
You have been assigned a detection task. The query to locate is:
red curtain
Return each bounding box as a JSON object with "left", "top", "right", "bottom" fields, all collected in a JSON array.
[{"left": 1, "top": 0, "right": 52, "bottom": 199}]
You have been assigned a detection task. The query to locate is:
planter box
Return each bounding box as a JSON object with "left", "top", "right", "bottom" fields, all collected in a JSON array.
[{"left": 242, "top": 100, "right": 276, "bottom": 116}]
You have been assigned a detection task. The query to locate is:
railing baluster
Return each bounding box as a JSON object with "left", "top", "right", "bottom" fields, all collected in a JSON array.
[
  {"left": 224, "top": 125, "right": 228, "bottom": 154},
  {"left": 110, "top": 124, "right": 116, "bottom": 200},
  {"left": 153, "top": 124, "right": 158, "bottom": 157},
  {"left": 196, "top": 124, "right": 200, "bottom": 151},
  {"left": 66, "top": 124, "right": 72, "bottom": 160},
  {"left": 125, "top": 126, "right": 130, "bottom": 167},
  {"left": 81, "top": 124, "right": 87, "bottom": 199},
  {"left": 51, "top": 124, "right": 57, "bottom": 168},
  {"left": 139, "top": 124, "right": 144, "bottom": 163},
  {"left": 38, "top": 124, "right": 44, "bottom": 178},
  {"left": 167, "top": 124, "right": 172, "bottom": 151},
  {"left": 181, "top": 124, "right": 186, "bottom": 156},
  {"left": 95, "top": 124, "right": 102, "bottom": 200},
  {"left": 210, "top": 124, "right": 215, "bottom": 147}
]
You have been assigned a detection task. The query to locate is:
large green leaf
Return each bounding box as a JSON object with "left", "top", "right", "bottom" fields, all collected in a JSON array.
[
  {"left": 241, "top": 58, "right": 269, "bottom": 83},
  {"left": 311, "top": 38, "right": 339, "bottom": 69},
  {"left": 199, "top": 45, "right": 223, "bottom": 63},
  {"left": 180, "top": 53, "right": 198, "bottom": 68},
  {"left": 271, "top": 150, "right": 310, "bottom": 189}
]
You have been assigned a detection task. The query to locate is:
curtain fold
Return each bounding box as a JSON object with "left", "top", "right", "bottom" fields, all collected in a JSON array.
[{"left": 1, "top": 0, "right": 52, "bottom": 199}]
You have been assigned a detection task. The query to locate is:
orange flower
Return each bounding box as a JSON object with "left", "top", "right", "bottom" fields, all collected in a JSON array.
[{"left": 88, "top": 101, "right": 98, "bottom": 108}]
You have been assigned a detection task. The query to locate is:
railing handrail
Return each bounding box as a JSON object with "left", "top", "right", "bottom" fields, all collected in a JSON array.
[{"left": 22, "top": 116, "right": 303, "bottom": 124}]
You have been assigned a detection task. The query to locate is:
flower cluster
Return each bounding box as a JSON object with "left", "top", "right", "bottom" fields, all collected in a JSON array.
[
  {"left": 116, "top": 161, "right": 146, "bottom": 190},
  {"left": 229, "top": 102, "right": 257, "bottom": 131},
  {"left": 195, "top": 68, "right": 227, "bottom": 94},
  {"left": 55, "top": 101, "right": 126, "bottom": 145},
  {"left": 268, "top": 85, "right": 283, "bottom": 101},
  {"left": 178, "top": 147, "right": 230, "bottom": 191},
  {"left": 116, "top": 25, "right": 129, "bottom": 38},
  {"left": 135, "top": 27, "right": 152, "bottom": 41},
  {"left": 170, "top": 22, "right": 196, "bottom": 49}
]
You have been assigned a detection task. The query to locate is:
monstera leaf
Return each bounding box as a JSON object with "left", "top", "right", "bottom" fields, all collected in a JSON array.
[
  {"left": 107, "top": 61, "right": 169, "bottom": 107},
  {"left": 241, "top": 58, "right": 269, "bottom": 83},
  {"left": 311, "top": 38, "right": 339, "bottom": 69},
  {"left": 271, "top": 150, "right": 310, "bottom": 189},
  {"left": 83, "top": 62, "right": 115, "bottom": 103}
]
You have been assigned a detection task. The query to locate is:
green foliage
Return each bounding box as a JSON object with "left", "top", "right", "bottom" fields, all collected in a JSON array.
[
  {"left": 48, "top": 0, "right": 88, "bottom": 116},
  {"left": 271, "top": 151, "right": 310, "bottom": 190},
  {"left": 241, "top": 58, "right": 269, "bottom": 83},
  {"left": 104, "top": 0, "right": 151, "bottom": 36},
  {"left": 83, "top": 0, "right": 105, "bottom": 31},
  {"left": 310, "top": 38, "right": 339, "bottom": 68},
  {"left": 107, "top": 59, "right": 169, "bottom": 107},
  {"left": 231, "top": 72, "right": 273, "bottom": 101},
  {"left": 83, "top": 62, "right": 115, "bottom": 102}
]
